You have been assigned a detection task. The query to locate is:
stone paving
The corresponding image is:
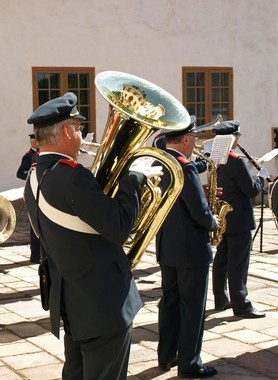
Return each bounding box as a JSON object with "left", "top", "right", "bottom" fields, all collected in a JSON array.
[{"left": 0, "top": 206, "right": 277, "bottom": 379}]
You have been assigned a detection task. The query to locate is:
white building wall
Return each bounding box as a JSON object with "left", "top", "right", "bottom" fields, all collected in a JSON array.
[{"left": 0, "top": 0, "right": 277, "bottom": 191}]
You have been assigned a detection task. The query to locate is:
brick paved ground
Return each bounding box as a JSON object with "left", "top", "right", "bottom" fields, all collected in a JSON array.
[{"left": 0, "top": 206, "right": 277, "bottom": 379}]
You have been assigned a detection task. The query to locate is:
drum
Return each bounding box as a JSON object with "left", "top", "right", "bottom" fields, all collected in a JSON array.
[{"left": 268, "top": 177, "right": 278, "bottom": 228}]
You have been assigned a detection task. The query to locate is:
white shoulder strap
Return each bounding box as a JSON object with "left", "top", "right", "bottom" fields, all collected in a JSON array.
[{"left": 30, "top": 168, "right": 99, "bottom": 235}]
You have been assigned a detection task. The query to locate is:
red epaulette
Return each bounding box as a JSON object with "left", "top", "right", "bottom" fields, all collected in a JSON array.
[
  {"left": 31, "top": 162, "right": 37, "bottom": 168},
  {"left": 229, "top": 152, "right": 240, "bottom": 159},
  {"left": 59, "top": 158, "right": 81, "bottom": 168},
  {"left": 177, "top": 156, "right": 190, "bottom": 165}
]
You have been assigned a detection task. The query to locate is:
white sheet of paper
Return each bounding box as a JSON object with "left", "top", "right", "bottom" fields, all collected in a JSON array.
[
  {"left": 210, "top": 135, "right": 235, "bottom": 165},
  {"left": 258, "top": 149, "right": 278, "bottom": 163}
]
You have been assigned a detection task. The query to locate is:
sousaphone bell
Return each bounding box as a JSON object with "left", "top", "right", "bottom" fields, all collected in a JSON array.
[{"left": 0, "top": 195, "right": 16, "bottom": 244}]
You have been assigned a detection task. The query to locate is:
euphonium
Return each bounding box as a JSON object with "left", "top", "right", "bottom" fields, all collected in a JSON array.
[
  {"left": 0, "top": 195, "right": 16, "bottom": 244},
  {"left": 93, "top": 71, "right": 190, "bottom": 269},
  {"left": 193, "top": 149, "right": 232, "bottom": 246}
]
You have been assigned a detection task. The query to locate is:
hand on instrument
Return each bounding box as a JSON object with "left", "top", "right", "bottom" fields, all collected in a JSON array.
[
  {"left": 129, "top": 157, "right": 163, "bottom": 179},
  {"left": 213, "top": 215, "right": 221, "bottom": 229},
  {"left": 256, "top": 166, "right": 269, "bottom": 180}
]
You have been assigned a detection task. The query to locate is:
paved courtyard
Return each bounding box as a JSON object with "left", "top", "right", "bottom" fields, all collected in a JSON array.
[{"left": 0, "top": 206, "right": 277, "bottom": 379}]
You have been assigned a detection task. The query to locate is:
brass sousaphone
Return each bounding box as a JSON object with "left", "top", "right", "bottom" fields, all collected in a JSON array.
[
  {"left": 93, "top": 71, "right": 190, "bottom": 269},
  {"left": 0, "top": 195, "right": 16, "bottom": 244}
]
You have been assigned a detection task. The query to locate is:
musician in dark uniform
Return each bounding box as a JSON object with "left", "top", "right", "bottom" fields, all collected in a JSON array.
[
  {"left": 152, "top": 131, "right": 208, "bottom": 174},
  {"left": 212, "top": 121, "right": 268, "bottom": 318},
  {"left": 16, "top": 133, "right": 38, "bottom": 180},
  {"left": 24, "top": 92, "right": 163, "bottom": 380},
  {"left": 156, "top": 116, "right": 220, "bottom": 378},
  {"left": 17, "top": 133, "right": 40, "bottom": 263}
]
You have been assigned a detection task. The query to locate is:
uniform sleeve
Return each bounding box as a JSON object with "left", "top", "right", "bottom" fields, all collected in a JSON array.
[
  {"left": 69, "top": 167, "right": 146, "bottom": 244},
  {"left": 16, "top": 152, "right": 33, "bottom": 180},
  {"left": 232, "top": 158, "right": 263, "bottom": 198},
  {"left": 192, "top": 158, "right": 207, "bottom": 174},
  {"left": 180, "top": 164, "right": 216, "bottom": 231}
]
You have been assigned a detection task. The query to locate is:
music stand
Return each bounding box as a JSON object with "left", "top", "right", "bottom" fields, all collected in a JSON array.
[
  {"left": 252, "top": 148, "right": 278, "bottom": 252},
  {"left": 252, "top": 187, "right": 267, "bottom": 252}
]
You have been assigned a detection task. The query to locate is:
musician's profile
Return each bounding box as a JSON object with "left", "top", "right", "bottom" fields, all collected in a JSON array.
[{"left": 212, "top": 120, "right": 268, "bottom": 319}]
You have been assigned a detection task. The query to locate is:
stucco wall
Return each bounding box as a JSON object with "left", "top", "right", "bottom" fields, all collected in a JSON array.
[{"left": 0, "top": 0, "right": 277, "bottom": 191}]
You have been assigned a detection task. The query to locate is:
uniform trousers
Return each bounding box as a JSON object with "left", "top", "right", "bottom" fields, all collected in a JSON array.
[
  {"left": 212, "top": 231, "right": 252, "bottom": 313},
  {"left": 158, "top": 264, "right": 209, "bottom": 373},
  {"left": 62, "top": 317, "right": 132, "bottom": 380},
  {"left": 30, "top": 226, "right": 40, "bottom": 262}
]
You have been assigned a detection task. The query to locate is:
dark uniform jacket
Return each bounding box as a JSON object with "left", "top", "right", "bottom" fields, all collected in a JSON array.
[
  {"left": 16, "top": 148, "right": 37, "bottom": 180},
  {"left": 156, "top": 149, "right": 217, "bottom": 268},
  {"left": 217, "top": 152, "right": 264, "bottom": 233},
  {"left": 24, "top": 153, "right": 145, "bottom": 341}
]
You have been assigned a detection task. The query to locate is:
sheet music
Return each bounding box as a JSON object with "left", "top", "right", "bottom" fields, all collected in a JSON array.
[
  {"left": 210, "top": 135, "right": 235, "bottom": 165},
  {"left": 258, "top": 148, "right": 278, "bottom": 163}
]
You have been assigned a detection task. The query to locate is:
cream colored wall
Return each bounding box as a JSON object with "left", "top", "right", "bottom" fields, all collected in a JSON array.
[{"left": 0, "top": 0, "right": 277, "bottom": 191}]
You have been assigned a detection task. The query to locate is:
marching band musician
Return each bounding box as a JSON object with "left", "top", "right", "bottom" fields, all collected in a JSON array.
[
  {"left": 212, "top": 120, "right": 268, "bottom": 318},
  {"left": 16, "top": 133, "right": 40, "bottom": 263},
  {"left": 24, "top": 92, "right": 163, "bottom": 380},
  {"left": 152, "top": 131, "right": 208, "bottom": 174},
  {"left": 156, "top": 116, "right": 220, "bottom": 378},
  {"left": 16, "top": 133, "right": 38, "bottom": 180}
]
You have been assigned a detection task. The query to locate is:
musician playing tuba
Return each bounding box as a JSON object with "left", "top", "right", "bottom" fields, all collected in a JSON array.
[
  {"left": 155, "top": 115, "right": 220, "bottom": 378},
  {"left": 212, "top": 120, "right": 268, "bottom": 318},
  {"left": 23, "top": 91, "right": 164, "bottom": 380}
]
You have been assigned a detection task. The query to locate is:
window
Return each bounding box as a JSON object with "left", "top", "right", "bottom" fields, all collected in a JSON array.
[
  {"left": 32, "top": 67, "right": 96, "bottom": 139},
  {"left": 182, "top": 67, "right": 233, "bottom": 136}
]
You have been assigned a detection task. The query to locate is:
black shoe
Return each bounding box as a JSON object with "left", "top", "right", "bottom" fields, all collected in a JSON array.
[
  {"left": 215, "top": 301, "right": 232, "bottom": 311},
  {"left": 158, "top": 358, "right": 178, "bottom": 371},
  {"left": 30, "top": 257, "right": 40, "bottom": 264},
  {"left": 178, "top": 365, "right": 217, "bottom": 378},
  {"left": 234, "top": 308, "right": 266, "bottom": 319}
]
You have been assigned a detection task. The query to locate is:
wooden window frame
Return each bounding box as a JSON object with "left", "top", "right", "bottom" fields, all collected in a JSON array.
[
  {"left": 182, "top": 67, "right": 233, "bottom": 135},
  {"left": 32, "top": 67, "right": 96, "bottom": 139}
]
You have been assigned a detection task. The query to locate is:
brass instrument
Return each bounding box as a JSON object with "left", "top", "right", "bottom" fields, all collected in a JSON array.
[
  {"left": 93, "top": 71, "right": 189, "bottom": 269},
  {"left": 193, "top": 148, "right": 233, "bottom": 246},
  {"left": 0, "top": 195, "right": 16, "bottom": 244},
  {"left": 268, "top": 179, "right": 278, "bottom": 229},
  {"left": 193, "top": 114, "right": 223, "bottom": 133}
]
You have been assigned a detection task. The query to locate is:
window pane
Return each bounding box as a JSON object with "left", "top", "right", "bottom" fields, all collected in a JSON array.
[
  {"left": 212, "top": 88, "right": 220, "bottom": 102},
  {"left": 38, "top": 73, "right": 49, "bottom": 89},
  {"left": 80, "top": 90, "right": 89, "bottom": 105},
  {"left": 198, "top": 118, "right": 206, "bottom": 126},
  {"left": 197, "top": 104, "right": 205, "bottom": 117},
  {"left": 197, "top": 88, "right": 205, "bottom": 102},
  {"left": 81, "top": 125, "right": 89, "bottom": 138},
  {"left": 50, "top": 74, "right": 60, "bottom": 89},
  {"left": 187, "top": 104, "right": 195, "bottom": 115},
  {"left": 38, "top": 91, "right": 49, "bottom": 105},
  {"left": 221, "top": 88, "right": 229, "bottom": 102},
  {"left": 212, "top": 103, "right": 221, "bottom": 116},
  {"left": 187, "top": 88, "right": 195, "bottom": 101},
  {"left": 186, "top": 73, "right": 195, "bottom": 86},
  {"left": 221, "top": 72, "right": 229, "bottom": 86},
  {"left": 68, "top": 73, "right": 78, "bottom": 89},
  {"left": 50, "top": 90, "right": 60, "bottom": 99},
  {"left": 80, "top": 106, "right": 89, "bottom": 121},
  {"left": 196, "top": 73, "right": 205, "bottom": 86},
  {"left": 80, "top": 74, "right": 89, "bottom": 88},
  {"left": 220, "top": 105, "right": 229, "bottom": 115},
  {"left": 211, "top": 73, "right": 220, "bottom": 86}
]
